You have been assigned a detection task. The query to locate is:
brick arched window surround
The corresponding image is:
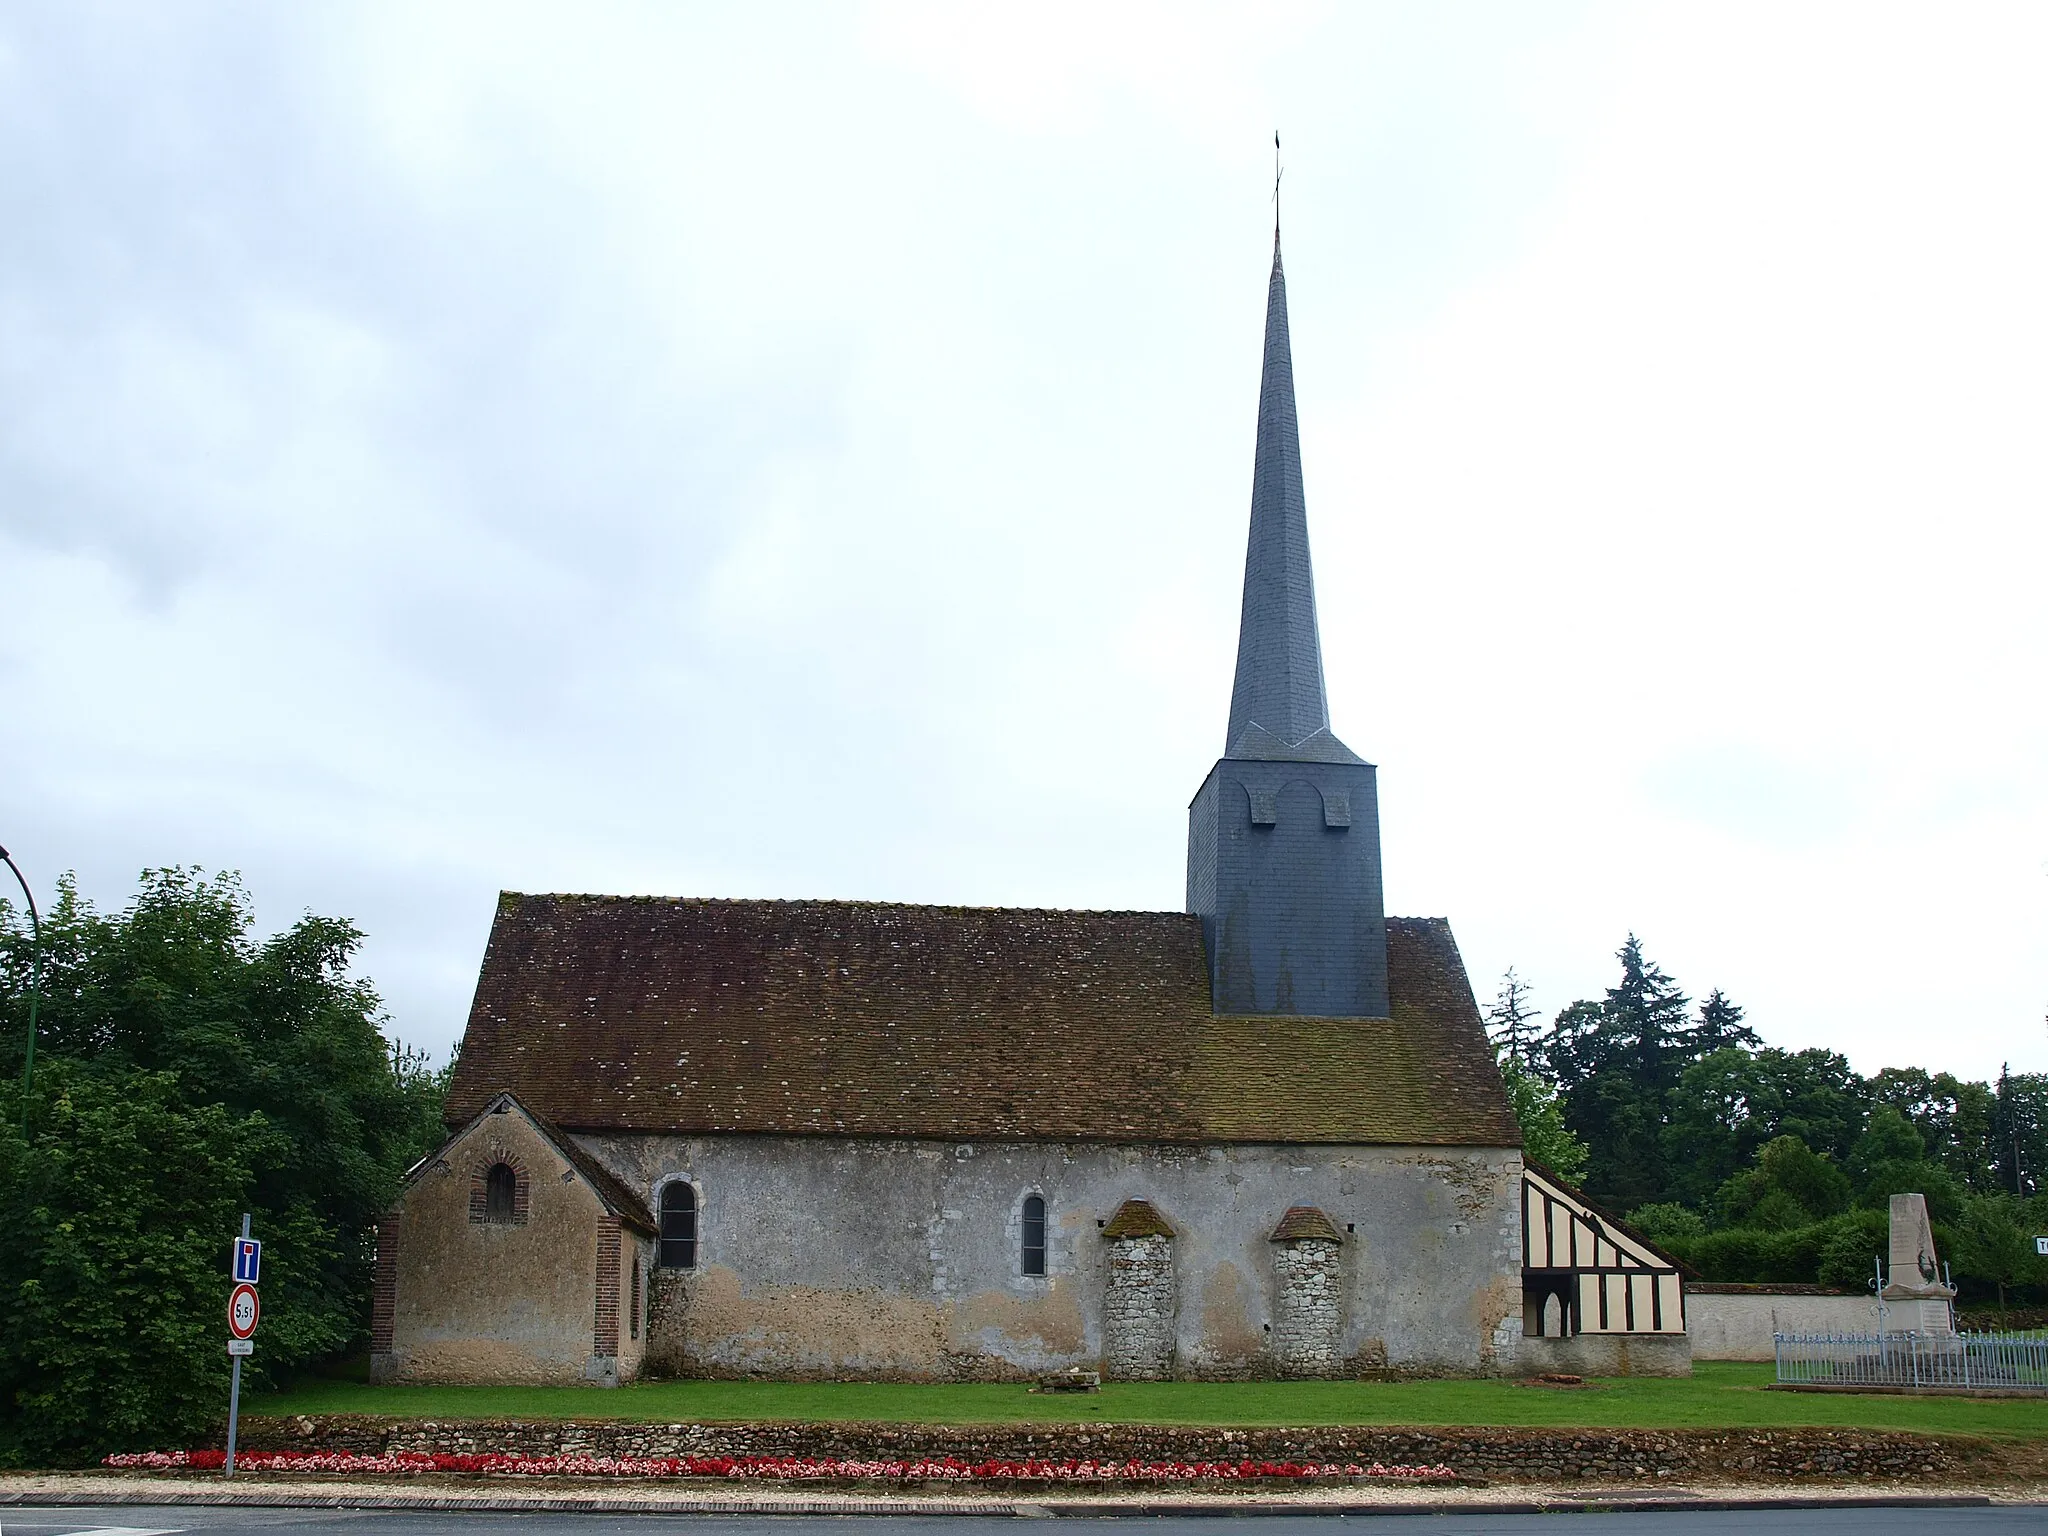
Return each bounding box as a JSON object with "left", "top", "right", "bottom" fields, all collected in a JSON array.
[
  {"left": 658, "top": 1179, "right": 698, "bottom": 1270},
  {"left": 1020, "top": 1192, "right": 1048, "bottom": 1277},
  {"left": 470, "top": 1151, "right": 529, "bottom": 1225}
]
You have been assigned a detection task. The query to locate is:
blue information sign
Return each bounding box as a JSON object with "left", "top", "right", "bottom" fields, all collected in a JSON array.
[{"left": 233, "top": 1236, "right": 262, "bottom": 1285}]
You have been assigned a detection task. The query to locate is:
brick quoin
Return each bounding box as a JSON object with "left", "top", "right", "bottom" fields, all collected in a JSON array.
[
  {"left": 593, "top": 1216, "right": 621, "bottom": 1357},
  {"left": 369, "top": 1213, "right": 399, "bottom": 1354}
]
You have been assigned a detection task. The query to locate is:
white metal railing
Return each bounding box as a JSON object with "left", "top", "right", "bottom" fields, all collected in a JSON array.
[{"left": 1774, "top": 1330, "right": 2048, "bottom": 1391}]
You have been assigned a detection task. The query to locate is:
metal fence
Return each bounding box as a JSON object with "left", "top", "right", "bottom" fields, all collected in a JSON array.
[{"left": 1774, "top": 1330, "right": 2048, "bottom": 1391}]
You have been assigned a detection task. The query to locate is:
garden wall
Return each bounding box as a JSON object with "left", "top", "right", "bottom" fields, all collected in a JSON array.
[
  {"left": 239, "top": 1415, "right": 1996, "bottom": 1484},
  {"left": 1686, "top": 1284, "right": 1879, "bottom": 1362}
]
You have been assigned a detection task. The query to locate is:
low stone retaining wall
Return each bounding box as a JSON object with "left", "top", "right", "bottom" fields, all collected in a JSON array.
[
  {"left": 1518, "top": 1333, "right": 1692, "bottom": 1378},
  {"left": 238, "top": 1416, "right": 2005, "bottom": 1484}
]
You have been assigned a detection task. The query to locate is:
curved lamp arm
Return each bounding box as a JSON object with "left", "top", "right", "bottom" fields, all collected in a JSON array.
[{"left": 0, "top": 844, "right": 40, "bottom": 1101}]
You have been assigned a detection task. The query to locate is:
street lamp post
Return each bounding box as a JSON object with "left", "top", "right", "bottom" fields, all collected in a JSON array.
[{"left": 0, "top": 844, "right": 40, "bottom": 1101}]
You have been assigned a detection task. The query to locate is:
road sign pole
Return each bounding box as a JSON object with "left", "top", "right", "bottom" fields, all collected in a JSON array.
[{"left": 225, "top": 1211, "right": 249, "bottom": 1478}]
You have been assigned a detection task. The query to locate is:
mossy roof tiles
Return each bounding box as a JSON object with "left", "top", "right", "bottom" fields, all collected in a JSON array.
[
  {"left": 1102, "top": 1198, "right": 1176, "bottom": 1238},
  {"left": 446, "top": 895, "right": 1521, "bottom": 1148},
  {"left": 1270, "top": 1205, "right": 1344, "bottom": 1243}
]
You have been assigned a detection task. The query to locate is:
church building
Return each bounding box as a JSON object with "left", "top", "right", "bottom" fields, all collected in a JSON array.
[{"left": 372, "top": 230, "right": 1680, "bottom": 1384}]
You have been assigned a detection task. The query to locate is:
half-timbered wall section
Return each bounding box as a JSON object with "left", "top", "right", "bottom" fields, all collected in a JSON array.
[{"left": 1521, "top": 1165, "right": 1683, "bottom": 1338}]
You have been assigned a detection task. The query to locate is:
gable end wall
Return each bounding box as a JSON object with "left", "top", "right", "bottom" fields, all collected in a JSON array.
[{"left": 380, "top": 1108, "right": 618, "bottom": 1385}]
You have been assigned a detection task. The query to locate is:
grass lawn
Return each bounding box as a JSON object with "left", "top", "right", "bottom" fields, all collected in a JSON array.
[{"left": 253, "top": 1363, "right": 2048, "bottom": 1439}]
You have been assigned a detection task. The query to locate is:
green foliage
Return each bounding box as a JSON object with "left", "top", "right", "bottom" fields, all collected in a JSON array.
[
  {"left": 1711, "top": 1135, "right": 1851, "bottom": 1230},
  {"left": 1814, "top": 1208, "right": 1891, "bottom": 1290},
  {"left": 0, "top": 1067, "right": 261, "bottom": 1462},
  {"left": 1625, "top": 1201, "right": 1705, "bottom": 1245},
  {"left": 1866, "top": 1067, "right": 2000, "bottom": 1193},
  {"left": 1682, "top": 988, "right": 1760, "bottom": 1059},
  {"left": 1496, "top": 1053, "right": 1588, "bottom": 1181},
  {"left": 1540, "top": 937, "right": 1698, "bottom": 1210},
  {"left": 1661, "top": 1046, "right": 1866, "bottom": 1208},
  {"left": 1991, "top": 1066, "right": 2048, "bottom": 1198},
  {"left": 1518, "top": 933, "right": 2044, "bottom": 1303},
  {"left": 1483, "top": 968, "right": 1541, "bottom": 1069},
  {"left": 0, "top": 869, "right": 448, "bottom": 1464},
  {"left": 1847, "top": 1106, "right": 1965, "bottom": 1223},
  {"left": 1950, "top": 1193, "right": 2048, "bottom": 1313},
  {"left": 1666, "top": 1209, "right": 1868, "bottom": 1286}
]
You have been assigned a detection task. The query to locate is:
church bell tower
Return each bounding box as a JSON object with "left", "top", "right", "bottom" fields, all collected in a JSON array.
[{"left": 1186, "top": 229, "right": 1390, "bottom": 1018}]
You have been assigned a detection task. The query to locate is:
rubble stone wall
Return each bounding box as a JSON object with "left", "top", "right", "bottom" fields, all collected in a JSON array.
[
  {"left": 1102, "top": 1233, "right": 1175, "bottom": 1381},
  {"left": 238, "top": 1415, "right": 1999, "bottom": 1483},
  {"left": 1271, "top": 1239, "right": 1342, "bottom": 1376}
]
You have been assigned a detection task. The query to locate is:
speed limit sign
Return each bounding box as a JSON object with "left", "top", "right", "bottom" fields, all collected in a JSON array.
[{"left": 227, "top": 1281, "right": 261, "bottom": 1340}]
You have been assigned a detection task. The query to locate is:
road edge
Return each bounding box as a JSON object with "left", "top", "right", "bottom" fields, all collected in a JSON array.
[{"left": 0, "top": 1487, "right": 2026, "bottom": 1517}]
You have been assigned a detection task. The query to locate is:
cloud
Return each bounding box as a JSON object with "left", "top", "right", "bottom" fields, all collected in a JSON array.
[{"left": 1, "top": 2, "right": 2041, "bottom": 1083}]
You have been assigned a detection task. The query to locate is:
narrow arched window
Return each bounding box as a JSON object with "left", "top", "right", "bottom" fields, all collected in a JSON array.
[
  {"left": 1021, "top": 1193, "right": 1047, "bottom": 1276},
  {"left": 660, "top": 1181, "right": 698, "bottom": 1270},
  {"left": 484, "top": 1163, "right": 517, "bottom": 1224},
  {"left": 629, "top": 1256, "right": 642, "bottom": 1340}
]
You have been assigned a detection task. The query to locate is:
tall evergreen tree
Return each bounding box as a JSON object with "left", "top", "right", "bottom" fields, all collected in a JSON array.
[
  {"left": 1684, "top": 987, "right": 1761, "bottom": 1058},
  {"left": 1992, "top": 1064, "right": 2047, "bottom": 1197},
  {"left": 1603, "top": 933, "right": 1691, "bottom": 1099},
  {"left": 1484, "top": 967, "right": 1542, "bottom": 1069},
  {"left": 1540, "top": 999, "right": 1613, "bottom": 1090},
  {"left": 1546, "top": 936, "right": 1692, "bottom": 1211}
]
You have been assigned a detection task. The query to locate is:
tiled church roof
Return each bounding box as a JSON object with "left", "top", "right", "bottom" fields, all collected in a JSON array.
[{"left": 446, "top": 895, "right": 1521, "bottom": 1148}]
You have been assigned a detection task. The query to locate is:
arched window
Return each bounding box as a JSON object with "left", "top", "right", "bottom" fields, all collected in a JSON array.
[
  {"left": 484, "top": 1163, "right": 517, "bottom": 1224},
  {"left": 660, "top": 1181, "right": 698, "bottom": 1270},
  {"left": 1021, "top": 1193, "right": 1047, "bottom": 1276},
  {"left": 629, "top": 1256, "right": 642, "bottom": 1340}
]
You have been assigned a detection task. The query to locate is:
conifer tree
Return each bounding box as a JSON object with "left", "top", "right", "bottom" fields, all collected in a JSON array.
[
  {"left": 1544, "top": 936, "right": 1691, "bottom": 1210},
  {"left": 1685, "top": 987, "right": 1761, "bottom": 1058},
  {"left": 1484, "top": 967, "right": 1542, "bottom": 1070},
  {"left": 1603, "top": 933, "right": 1691, "bottom": 1098}
]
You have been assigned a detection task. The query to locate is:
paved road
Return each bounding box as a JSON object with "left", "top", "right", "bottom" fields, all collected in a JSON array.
[{"left": 0, "top": 1506, "right": 2036, "bottom": 1536}]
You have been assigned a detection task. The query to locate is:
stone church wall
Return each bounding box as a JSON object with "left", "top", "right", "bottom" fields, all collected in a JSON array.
[{"left": 577, "top": 1132, "right": 1523, "bottom": 1380}]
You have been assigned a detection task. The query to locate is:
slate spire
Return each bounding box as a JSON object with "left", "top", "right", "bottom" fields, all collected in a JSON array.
[
  {"left": 1225, "top": 230, "right": 1356, "bottom": 763},
  {"left": 1184, "top": 218, "right": 1387, "bottom": 1018}
]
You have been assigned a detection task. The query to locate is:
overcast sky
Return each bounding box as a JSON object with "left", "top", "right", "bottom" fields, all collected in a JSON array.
[{"left": 3, "top": 2, "right": 2043, "bottom": 1081}]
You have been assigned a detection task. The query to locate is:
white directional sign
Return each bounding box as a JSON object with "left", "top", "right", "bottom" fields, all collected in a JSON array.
[
  {"left": 226, "top": 1339, "right": 254, "bottom": 1356},
  {"left": 2036, "top": 1235, "right": 2048, "bottom": 1257}
]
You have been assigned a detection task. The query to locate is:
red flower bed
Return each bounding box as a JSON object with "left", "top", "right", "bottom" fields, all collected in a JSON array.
[{"left": 104, "top": 1448, "right": 1457, "bottom": 1483}]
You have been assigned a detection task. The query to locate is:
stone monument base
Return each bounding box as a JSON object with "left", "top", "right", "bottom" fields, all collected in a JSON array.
[{"left": 1880, "top": 1296, "right": 1954, "bottom": 1336}]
